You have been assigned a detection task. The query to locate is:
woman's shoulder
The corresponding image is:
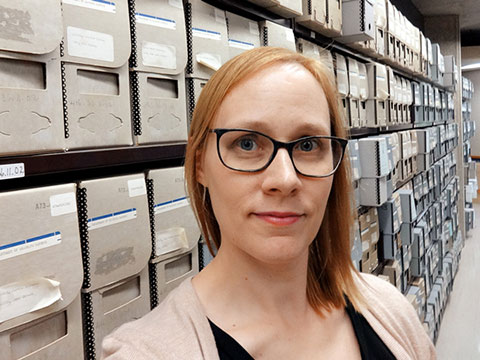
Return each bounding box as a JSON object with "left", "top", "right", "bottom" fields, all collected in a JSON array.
[
  {"left": 354, "top": 272, "right": 436, "bottom": 360},
  {"left": 101, "top": 277, "right": 219, "bottom": 360}
]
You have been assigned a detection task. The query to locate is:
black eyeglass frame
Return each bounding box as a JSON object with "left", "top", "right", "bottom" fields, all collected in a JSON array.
[{"left": 210, "top": 128, "right": 348, "bottom": 178}]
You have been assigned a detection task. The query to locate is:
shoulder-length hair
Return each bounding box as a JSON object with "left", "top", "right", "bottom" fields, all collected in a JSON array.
[{"left": 184, "top": 46, "right": 365, "bottom": 313}]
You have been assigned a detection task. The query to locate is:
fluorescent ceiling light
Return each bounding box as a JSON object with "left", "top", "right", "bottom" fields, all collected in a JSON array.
[{"left": 462, "top": 63, "right": 480, "bottom": 71}]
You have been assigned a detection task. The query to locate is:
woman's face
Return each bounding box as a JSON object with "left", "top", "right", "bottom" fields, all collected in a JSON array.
[{"left": 197, "top": 62, "right": 334, "bottom": 265}]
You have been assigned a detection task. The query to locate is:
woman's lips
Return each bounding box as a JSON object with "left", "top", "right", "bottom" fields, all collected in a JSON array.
[{"left": 254, "top": 212, "right": 303, "bottom": 226}]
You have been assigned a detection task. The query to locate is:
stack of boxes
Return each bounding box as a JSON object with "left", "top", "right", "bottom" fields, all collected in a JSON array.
[
  {"left": 411, "top": 81, "right": 424, "bottom": 124},
  {"left": 398, "top": 189, "right": 417, "bottom": 290},
  {"left": 129, "top": 0, "right": 189, "bottom": 145},
  {"left": 366, "top": 62, "right": 389, "bottom": 127},
  {"left": 336, "top": 0, "right": 375, "bottom": 44},
  {"left": 226, "top": 12, "right": 261, "bottom": 60},
  {"left": 77, "top": 174, "right": 152, "bottom": 358},
  {"left": 335, "top": 54, "right": 350, "bottom": 126},
  {"left": 444, "top": 55, "right": 458, "bottom": 90},
  {"left": 431, "top": 44, "right": 444, "bottom": 86},
  {"left": 0, "top": 184, "right": 84, "bottom": 359},
  {"left": 61, "top": 0, "right": 133, "bottom": 149},
  {"left": 347, "top": 58, "right": 361, "bottom": 128},
  {"left": 296, "top": 0, "right": 342, "bottom": 37},
  {"left": 378, "top": 191, "right": 402, "bottom": 261},
  {"left": 358, "top": 208, "right": 380, "bottom": 273}
]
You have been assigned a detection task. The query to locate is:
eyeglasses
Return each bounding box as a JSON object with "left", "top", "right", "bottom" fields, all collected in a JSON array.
[{"left": 210, "top": 128, "right": 348, "bottom": 178}]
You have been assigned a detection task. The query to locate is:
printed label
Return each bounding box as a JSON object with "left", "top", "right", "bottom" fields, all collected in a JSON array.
[
  {"left": 362, "top": 240, "right": 369, "bottom": 252},
  {"left": 154, "top": 197, "right": 189, "bottom": 215},
  {"left": 142, "top": 41, "right": 176, "bottom": 70},
  {"left": 192, "top": 27, "right": 221, "bottom": 41},
  {"left": 168, "top": 0, "right": 183, "bottom": 9},
  {"left": 128, "top": 178, "right": 146, "bottom": 197},
  {"left": 67, "top": 26, "right": 114, "bottom": 62},
  {"left": 0, "top": 278, "right": 62, "bottom": 323},
  {"left": 135, "top": 13, "right": 176, "bottom": 29},
  {"left": 155, "top": 227, "right": 188, "bottom": 255},
  {"left": 249, "top": 22, "right": 259, "bottom": 36},
  {"left": 196, "top": 52, "right": 222, "bottom": 70},
  {"left": 50, "top": 192, "right": 77, "bottom": 217},
  {"left": 62, "top": 0, "right": 116, "bottom": 13},
  {"left": 0, "top": 163, "right": 24, "bottom": 180},
  {"left": 88, "top": 208, "right": 136, "bottom": 230},
  {"left": 214, "top": 9, "right": 226, "bottom": 25},
  {"left": 285, "top": 30, "right": 295, "bottom": 43},
  {"left": 228, "top": 39, "right": 255, "bottom": 50},
  {"left": 0, "top": 232, "right": 61, "bottom": 261}
]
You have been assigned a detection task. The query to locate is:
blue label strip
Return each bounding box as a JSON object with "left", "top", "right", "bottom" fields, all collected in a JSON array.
[
  {"left": 0, "top": 231, "right": 61, "bottom": 251},
  {"left": 93, "top": 0, "right": 115, "bottom": 5},
  {"left": 154, "top": 197, "right": 187, "bottom": 209},
  {"left": 88, "top": 208, "right": 136, "bottom": 223},
  {"left": 136, "top": 12, "right": 175, "bottom": 24},
  {"left": 229, "top": 39, "right": 254, "bottom": 47},
  {"left": 192, "top": 27, "right": 221, "bottom": 36}
]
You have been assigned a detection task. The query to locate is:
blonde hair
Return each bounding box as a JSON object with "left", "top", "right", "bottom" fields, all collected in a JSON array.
[{"left": 185, "top": 47, "right": 365, "bottom": 313}]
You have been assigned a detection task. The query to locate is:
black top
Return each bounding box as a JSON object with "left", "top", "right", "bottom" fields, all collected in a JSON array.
[{"left": 208, "top": 298, "right": 396, "bottom": 360}]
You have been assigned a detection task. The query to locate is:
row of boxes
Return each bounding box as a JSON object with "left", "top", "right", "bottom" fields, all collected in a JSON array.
[
  {"left": 0, "top": 167, "right": 201, "bottom": 359},
  {"left": 357, "top": 207, "right": 380, "bottom": 273},
  {"left": 462, "top": 76, "right": 474, "bottom": 99},
  {"left": 412, "top": 82, "right": 454, "bottom": 124}
]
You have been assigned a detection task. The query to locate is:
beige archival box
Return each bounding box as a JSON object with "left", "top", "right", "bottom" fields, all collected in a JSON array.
[
  {"left": 63, "top": 62, "right": 133, "bottom": 149},
  {"left": 78, "top": 174, "right": 151, "bottom": 292},
  {"left": 61, "top": 0, "right": 131, "bottom": 68},
  {"left": 147, "top": 166, "right": 201, "bottom": 262},
  {"left": 132, "top": 0, "right": 187, "bottom": 75},
  {"left": 226, "top": 12, "right": 260, "bottom": 60}
]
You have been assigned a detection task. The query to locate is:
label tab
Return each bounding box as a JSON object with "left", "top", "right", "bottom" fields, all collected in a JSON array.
[
  {"left": 50, "top": 192, "right": 77, "bottom": 217},
  {"left": 142, "top": 41, "right": 176, "bottom": 69},
  {"left": 155, "top": 227, "right": 188, "bottom": 255},
  {"left": 192, "top": 27, "right": 221, "bottom": 41},
  {"left": 62, "top": 0, "right": 116, "bottom": 13},
  {"left": 168, "top": 0, "right": 183, "bottom": 9},
  {"left": 0, "top": 163, "right": 25, "bottom": 180},
  {"left": 67, "top": 26, "right": 114, "bottom": 62},
  {"left": 0, "top": 232, "right": 62, "bottom": 261},
  {"left": 135, "top": 13, "right": 176, "bottom": 29},
  {"left": 154, "top": 197, "right": 189, "bottom": 215},
  {"left": 128, "top": 178, "right": 146, "bottom": 197},
  {"left": 88, "top": 208, "right": 137, "bottom": 230}
]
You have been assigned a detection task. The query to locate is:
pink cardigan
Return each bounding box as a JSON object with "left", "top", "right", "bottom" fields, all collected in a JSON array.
[{"left": 101, "top": 273, "right": 436, "bottom": 359}]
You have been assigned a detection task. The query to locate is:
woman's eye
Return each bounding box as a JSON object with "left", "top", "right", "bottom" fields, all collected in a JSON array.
[
  {"left": 298, "top": 139, "right": 318, "bottom": 152},
  {"left": 237, "top": 137, "right": 257, "bottom": 151}
]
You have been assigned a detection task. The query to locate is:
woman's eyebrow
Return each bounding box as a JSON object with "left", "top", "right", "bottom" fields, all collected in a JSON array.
[{"left": 223, "top": 120, "right": 330, "bottom": 136}]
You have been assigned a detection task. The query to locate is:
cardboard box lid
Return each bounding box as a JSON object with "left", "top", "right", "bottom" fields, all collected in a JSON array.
[
  {"left": 260, "top": 20, "right": 296, "bottom": 51},
  {"left": 134, "top": 71, "right": 188, "bottom": 145},
  {"left": 0, "top": 48, "right": 65, "bottom": 156},
  {"left": 79, "top": 174, "right": 151, "bottom": 291},
  {"left": 188, "top": 0, "right": 229, "bottom": 79},
  {"left": 0, "top": 1, "right": 62, "bottom": 54},
  {"left": 61, "top": 0, "right": 131, "bottom": 68},
  {"left": 63, "top": 62, "right": 133, "bottom": 150},
  {"left": 0, "top": 183, "right": 83, "bottom": 330},
  {"left": 147, "top": 166, "right": 201, "bottom": 261},
  {"left": 132, "top": 0, "right": 187, "bottom": 75},
  {"left": 226, "top": 12, "right": 260, "bottom": 61}
]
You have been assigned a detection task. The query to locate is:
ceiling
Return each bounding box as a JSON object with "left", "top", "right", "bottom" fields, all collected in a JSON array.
[{"left": 410, "top": 0, "right": 480, "bottom": 70}]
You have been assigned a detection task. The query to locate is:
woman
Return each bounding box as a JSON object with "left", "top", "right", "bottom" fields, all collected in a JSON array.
[{"left": 102, "top": 47, "right": 436, "bottom": 359}]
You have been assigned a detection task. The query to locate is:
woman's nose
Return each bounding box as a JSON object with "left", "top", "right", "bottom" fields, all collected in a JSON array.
[{"left": 261, "top": 149, "right": 301, "bottom": 195}]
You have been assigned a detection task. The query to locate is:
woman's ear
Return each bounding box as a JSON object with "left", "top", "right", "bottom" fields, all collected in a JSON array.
[{"left": 196, "top": 149, "right": 207, "bottom": 187}]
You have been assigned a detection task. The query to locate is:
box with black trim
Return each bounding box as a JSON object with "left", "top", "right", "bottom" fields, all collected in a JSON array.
[
  {"left": 247, "top": 0, "right": 303, "bottom": 17},
  {"left": 226, "top": 12, "right": 260, "bottom": 60},
  {"left": 296, "top": 0, "right": 328, "bottom": 33},
  {"left": 365, "top": 62, "right": 388, "bottom": 127},
  {"left": 186, "top": 77, "right": 208, "bottom": 122},
  {"left": 77, "top": 174, "right": 151, "bottom": 293},
  {"left": 335, "top": 54, "right": 350, "bottom": 125},
  {"left": 357, "top": 62, "right": 369, "bottom": 126},
  {"left": 259, "top": 20, "right": 296, "bottom": 51},
  {"left": 336, "top": 0, "right": 374, "bottom": 44},
  {"left": 61, "top": 0, "right": 130, "bottom": 68},
  {"left": 347, "top": 57, "right": 360, "bottom": 128},
  {"left": 0, "top": 183, "right": 83, "bottom": 359},
  {"left": 82, "top": 267, "right": 150, "bottom": 358},
  {"left": 0, "top": 0, "right": 64, "bottom": 155},
  {"left": 150, "top": 245, "right": 199, "bottom": 305},
  {"left": 146, "top": 166, "right": 201, "bottom": 262},
  {"left": 185, "top": 0, "right": 229, "bottom": 79}
]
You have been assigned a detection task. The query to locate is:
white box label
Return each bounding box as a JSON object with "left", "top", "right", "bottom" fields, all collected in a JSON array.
[
  {"left": 67, "top": 26, "right": 114, "bottom": 62},
  {"left": 142, "top": 41, "right": 176, "bottom": 70},
  {"left": 62, "top": 0, "right": 116, "bottom": 13},
  {"left": 50, "top": 192, "right": 77, "bottom": 217},
  {"left": 88, "top": 208, "right": 137, "bottom": 230},
  {"left": 128, "top": 178, "right": 146, "bottom": 197},
  {"left": 154, "top": 197, "right": 189, "bottom": 215},
  {"left": 249, "top": 22, "right": 259, "bottom": 36},
  {"left": 155, "top": 227, "right": 188, "bottom": 255},
  {"left": 0, "top": 232, "right": 62, "bottom": 261},
  {"left": 135, "top": 13, "right": 176, "bottom": 29},
  {"left": 168, "top": 0, "right": 183, "bottom": 9},
  {"left": 228, "top": 39, "right": 255, "bottom": 50},
  {"left": 192, "top": 27, "right": 221, "bottom": 41},
  {"left": 285, "top": 30, "right": 295, "bottom": 43},
  {"left": 0, "top": 278, "right": 62, "bottom": 323},
  {"left": 0, "top": 163, "right": 24, "bottom": 180},
  {"left": 214, "top": 9, "right": 226, "bottom": 25}
]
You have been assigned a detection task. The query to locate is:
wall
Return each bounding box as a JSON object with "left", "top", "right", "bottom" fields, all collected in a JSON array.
[{"left": 464, "top": 69, "right": 480, "bottom": 156}]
